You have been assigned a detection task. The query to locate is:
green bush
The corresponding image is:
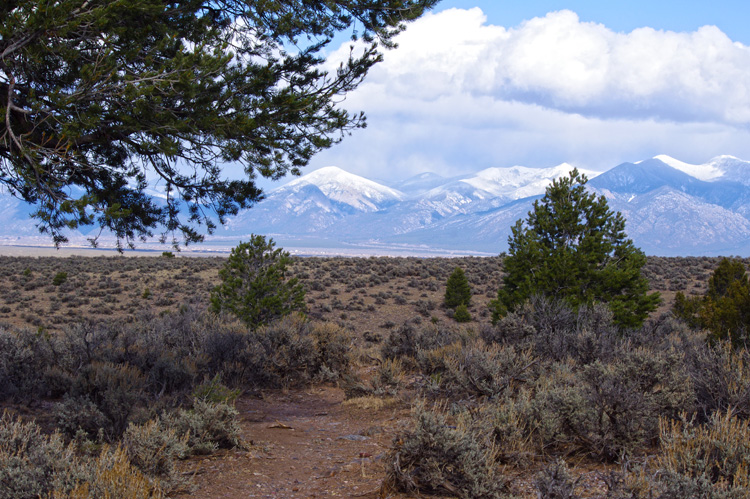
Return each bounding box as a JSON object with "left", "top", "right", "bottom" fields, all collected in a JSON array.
[
  {"left": 674, "top": 258, "right": 750, "bottom": 347},
  {"left": 445, "top": 266, "right": 471, "bottom": 308},
  {"left": 210, "top": 235, "right": 305, "bottom": 330},
  {"left": 454, "top": 303, "right": 472, "bottom": 323},
  {"left": 52, "top": 271, "right": 68, "bottom": 286},
  {"left": 192, "top": 374, "right": 240, "bottom": 404}
]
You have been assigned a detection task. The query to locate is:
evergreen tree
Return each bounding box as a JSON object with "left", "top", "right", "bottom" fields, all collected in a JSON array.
[
  {"left": 0, "top": 0, "right": 438, "bottom": 249},
  {"left": 210, "top": 235, "right": 305, "bottom": 329},
  {"left": 445, "top": 267, "right": 472, "bottom": 308},
  {"left": 674, "top": 258, "right": 750, "bottom": 346},
  {"left": 490, "top": 169, "right": 660, "bottom": 328}
]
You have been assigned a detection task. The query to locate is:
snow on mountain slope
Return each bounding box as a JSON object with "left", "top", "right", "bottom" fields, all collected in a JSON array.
[
  {"left": 652, "top": 155, "right": 724, "bottom": 181},
  {"left": 707, "top": 156, "right": 750, "bottom": 186},
  {"left": 280, "top": 166, "right": 404, "bottom": 212},
  {"left": 460, "top": 163, "right": 600, "bottom": 200},
  {"left": 392, "top": 172, "right": 449, "bottom": 196},
  {"left": 589, "top": 159, "right": 703, "bottom": 194}
]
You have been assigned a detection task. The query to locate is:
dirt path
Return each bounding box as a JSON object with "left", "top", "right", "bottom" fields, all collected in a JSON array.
[
  {"left": 177, "top": 386, "right": 615, "bottom": 499},
  {"left": 180, "top": 387, "right": 411, "bottom": 498}
]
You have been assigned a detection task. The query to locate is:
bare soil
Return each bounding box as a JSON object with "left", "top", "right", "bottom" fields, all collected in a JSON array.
[
  {"left": 177, "top": 384, "right": 618, "bottom": 499},
  {"left": 179, "top": 385, "right": 407, "bottom": 498}
]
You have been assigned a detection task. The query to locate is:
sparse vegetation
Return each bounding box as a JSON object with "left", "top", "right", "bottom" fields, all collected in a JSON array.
[{"left": 0, "top": 252, "right": 747, "bottom": 498}]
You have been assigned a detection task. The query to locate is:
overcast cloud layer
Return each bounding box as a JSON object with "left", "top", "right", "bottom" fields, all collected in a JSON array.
[{"left": 306, "top": 8, "right": 750, "bottom": 182}]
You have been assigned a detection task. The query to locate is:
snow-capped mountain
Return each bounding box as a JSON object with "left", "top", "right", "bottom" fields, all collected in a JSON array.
[
  {"left": 2, "top": 156, "right": 750, "bottom": 256},
  {"left": 282, "top": 166, "right": 404, "bottom": 212},
  {"left": 458, "top": 163, "right": 599, "bottom": 200}
]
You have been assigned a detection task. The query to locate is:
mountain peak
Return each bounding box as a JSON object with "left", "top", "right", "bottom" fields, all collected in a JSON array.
[{"left": 280, "top": 166, "right": 404, "bottom": 212}]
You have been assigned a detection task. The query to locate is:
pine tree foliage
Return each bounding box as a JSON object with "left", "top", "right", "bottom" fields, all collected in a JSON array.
[
  {"left": 674, "top": 258, "right": 750, "bottom": 346},
  {"left": 0, "top": 0, "right": 439, "bottom": 248},
  {"left": 491, "top": 169, "right": 660, "bottom": 328},
  {"left": 210, "top": 235, "right": 305, "bottom": 329},
  {"left": 445, "top": 266, "right": 471, "bottom": 309}
]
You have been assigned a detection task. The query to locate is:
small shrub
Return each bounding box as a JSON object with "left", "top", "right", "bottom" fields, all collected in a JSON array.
[
  {"left": 454, "top": 303, "right": 472, "bottom": 323},
  {"left": 251, "top": 315, "right": 351, "bottom": 387},
  {"left": 0, "top": 412, "right": 83, "bottom": 499},
  {"left": 438, "top": 340, "right": 539, "bottom": 399},
  {"left": 474, "top": 391, "right": 536, "bottom": 466},
  {"left": 383, "top": 404, "right": 507, "bottom": 499},
  {"left": 0, "top": 327, "right": 55, "bottom": 402},
  {"left": 55, "top": 395, "right": 109, "bottom": 441},
  {"left": 533, "top": 348, "right": 692, "bottom": 461},
  {"left": 534, "top": 460, "right": 581, "bottom": 499},
  {"left": 68, "top": 362, "right": 147, "bottom": 440},
  {"left": 684, "top": 340, "right": 750, "bottom": 421},
  {"left": 53, "top": 271, "right": 69, "bottom": 286},
  {"left": 192, "top": 374, "right": 240, "bottom": 404},
  {"left": 657, "top": 410, "right": 750, "bottom": 495},
  {"left": 381, "top": 323, "right": 464, "bottom": 367},
  {"left": 166, "top": 399, "right": 243, "bottom": 455},
  {"left": 55, "top": 445, "right": 165, "bottom": 499},
  {"left": 122, "top": 419, "right": 188, "bottom": 491}
]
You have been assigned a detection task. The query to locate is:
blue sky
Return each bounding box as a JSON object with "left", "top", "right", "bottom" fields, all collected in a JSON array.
[
  {"left": 294, "top": 1, "right": 750, "bottom": 185},
  {"left": 438, "top": 1, "right": 750, "bottom": 44}
]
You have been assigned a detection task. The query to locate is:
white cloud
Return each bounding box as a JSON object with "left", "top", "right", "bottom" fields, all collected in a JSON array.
[
  {"left": 331, "top": 8, "right": 750, "bottom": 124},
  {"left": 310, "top": 8, "right": 750, "bottom": 182}
]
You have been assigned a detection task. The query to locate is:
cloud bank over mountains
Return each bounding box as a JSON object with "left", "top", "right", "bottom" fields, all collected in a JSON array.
[{"left": 314, "top": 8, "right": 750, "bottom": 182}]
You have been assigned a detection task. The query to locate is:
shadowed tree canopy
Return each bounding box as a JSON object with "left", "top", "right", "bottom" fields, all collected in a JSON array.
[
  {"left": 491, "top": 169, "right": 660, "bottom": 329},
  {"left": 0, "top": 0, "right": 438, "bottom": 249}
]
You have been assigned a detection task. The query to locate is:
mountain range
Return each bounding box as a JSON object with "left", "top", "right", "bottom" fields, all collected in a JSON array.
[{"left": 2, "top": 155, "right": 750, "bottom": 256}]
